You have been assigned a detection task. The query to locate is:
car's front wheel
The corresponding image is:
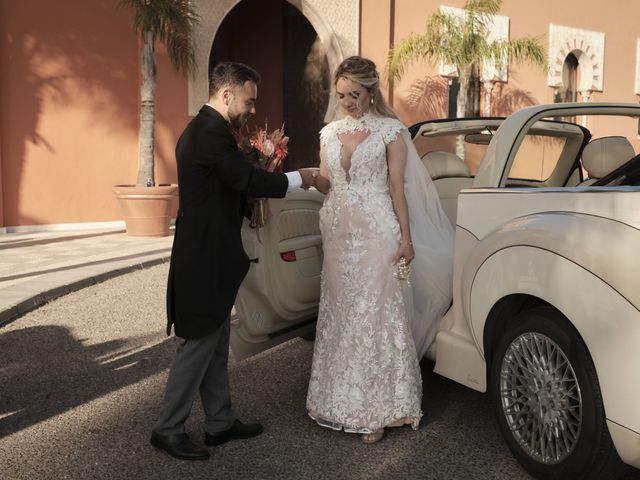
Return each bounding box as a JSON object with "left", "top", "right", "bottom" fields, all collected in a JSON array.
[{"left": 490, "top": 307, "right": 626, "bottom": 479}]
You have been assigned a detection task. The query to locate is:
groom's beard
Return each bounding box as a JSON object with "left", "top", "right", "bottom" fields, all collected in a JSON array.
[{"left": 228, "top": 104, "right": 252, "bottom": 129}]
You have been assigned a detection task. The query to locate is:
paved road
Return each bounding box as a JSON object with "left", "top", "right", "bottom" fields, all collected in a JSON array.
[{"left": 1, "top": 264, "right": 638, "bottom": 480}]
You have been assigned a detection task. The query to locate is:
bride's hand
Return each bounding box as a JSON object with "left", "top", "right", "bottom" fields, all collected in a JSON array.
[
  {"left": 298, "top": 168, "right": 319, "bottom": 190},
  {"left": 393, "top": 241, "right": 414, "bottom": 265}
]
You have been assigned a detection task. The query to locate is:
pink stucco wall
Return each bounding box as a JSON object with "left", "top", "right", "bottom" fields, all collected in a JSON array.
[
  {"left": 2, "top": 0, "right": 640, "bottom": 227},
  {"left": 0, "top": 0, "right": 188, "bottom": 227}
]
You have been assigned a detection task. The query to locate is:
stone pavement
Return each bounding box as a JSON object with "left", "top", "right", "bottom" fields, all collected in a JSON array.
[{"left": 0, "top": 227, "right": 174, "bottom": 327}]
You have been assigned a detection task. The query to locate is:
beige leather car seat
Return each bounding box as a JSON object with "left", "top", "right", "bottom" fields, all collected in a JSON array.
[
  {"left": 422, "top": 151, "right": 474, "bottom": 226},
  {"left": 579, "top": 136, "right": 635, "bottom": 186}
]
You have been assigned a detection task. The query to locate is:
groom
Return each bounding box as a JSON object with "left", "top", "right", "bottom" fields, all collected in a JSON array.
[{"left": 150, "top": 61, "right": 315, "bottom": 460}]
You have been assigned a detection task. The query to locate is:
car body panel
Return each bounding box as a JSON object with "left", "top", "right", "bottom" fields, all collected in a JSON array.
[
  {"left": 433, "top": 227, "right": 486, "bottom": 390},
  {"left": 608, "top": 422, "right": 640, "bottom": 469},
  {"left": 467, "top": 244, "right": 640, "bottom": 427},
  {"left": 231, "top": 188, "right": 323, "bottom": 360},
  {"left": 455, "top": 186, "right": 640, "bottom": 415}
]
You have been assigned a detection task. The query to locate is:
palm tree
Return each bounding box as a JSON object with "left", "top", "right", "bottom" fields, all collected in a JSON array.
[
  {"left": 121, "top": 0, "right": 198, "bottom": 186},
  {"left": 386, "top": 0, "right": 546, "bottom": 118}
]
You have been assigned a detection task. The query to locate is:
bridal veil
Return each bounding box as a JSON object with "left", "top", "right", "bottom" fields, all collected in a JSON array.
[{"left": 400, "top": 129, "right": 454, "bottom": 358}]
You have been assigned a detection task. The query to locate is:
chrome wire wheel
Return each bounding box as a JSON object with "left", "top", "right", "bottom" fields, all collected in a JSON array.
[{"left": 499, "top": 332, "right": 582, "bottom": 464}]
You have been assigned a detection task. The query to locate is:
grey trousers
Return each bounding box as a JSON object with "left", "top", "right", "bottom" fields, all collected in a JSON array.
[{"left": 153, "top": 319, "right": 236, "bottom": 435}]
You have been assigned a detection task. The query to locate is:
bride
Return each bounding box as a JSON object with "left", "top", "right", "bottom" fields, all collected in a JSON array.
[{"left": 305, "top": 56, "right": 454, "bottom": 444}]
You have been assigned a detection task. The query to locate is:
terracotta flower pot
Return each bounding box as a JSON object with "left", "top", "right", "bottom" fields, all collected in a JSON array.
[{"left": 113, "top": 184, "right": 179, "bottom": 237}]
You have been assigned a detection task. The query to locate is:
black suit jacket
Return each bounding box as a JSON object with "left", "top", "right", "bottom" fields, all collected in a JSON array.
[{"left": 166, "top": 105, "right": 288, "bottom": 339}]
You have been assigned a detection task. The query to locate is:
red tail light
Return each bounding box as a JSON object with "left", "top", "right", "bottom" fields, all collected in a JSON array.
[{"left": 280, "top": 251, "right": 296, "bottom": 262}]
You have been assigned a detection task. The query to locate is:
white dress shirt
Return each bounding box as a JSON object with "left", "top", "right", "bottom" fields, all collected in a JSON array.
[{"left": 285, "top": 171, "right": 302, "bottom": 191}]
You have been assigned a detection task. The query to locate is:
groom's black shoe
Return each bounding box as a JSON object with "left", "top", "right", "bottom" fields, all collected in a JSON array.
[
  {"left": 150, "top": 432, "right": 210, "bottom": 461},
  {"left": 205, "top": 419, "right": 264, "bottom": 446}
]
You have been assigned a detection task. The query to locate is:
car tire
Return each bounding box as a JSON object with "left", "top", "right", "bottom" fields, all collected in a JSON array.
[{"left": 490, "top": 306, "right": 627, "bottom": 480}]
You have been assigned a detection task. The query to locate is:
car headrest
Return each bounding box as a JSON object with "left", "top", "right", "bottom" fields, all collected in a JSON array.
[
  {"left": 421, "top": 151, "right": 471, "bottom": 179},
  {"left": 582, "top": 136, "right": 635, "bottom": 179}
]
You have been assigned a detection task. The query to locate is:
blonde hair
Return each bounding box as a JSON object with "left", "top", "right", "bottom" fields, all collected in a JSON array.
[{"left": 334, "top": 56, "right": 398, "bottom": 119}]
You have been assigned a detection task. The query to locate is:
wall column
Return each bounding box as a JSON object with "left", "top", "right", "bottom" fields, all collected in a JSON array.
[
  {"left": 0, "top": 129, "right": 4, "bottom": 228},
  {"left": 483, "top": 80, "right": 494, "bottom": 116},
  {"left": 359, "top": 0, "right": 393, "bottom": 108},
  {"left": 580, "top": 90, "right": 592, "bottom": 128}
]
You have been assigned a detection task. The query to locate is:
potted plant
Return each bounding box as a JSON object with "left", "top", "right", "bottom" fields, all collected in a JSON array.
[{"left": 113, "top": 0, "right": 198, "bottom": 236}]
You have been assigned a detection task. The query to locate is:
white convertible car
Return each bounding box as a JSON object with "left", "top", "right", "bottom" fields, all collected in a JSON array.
[{"left": 232, "top": 103, "right": 640, "bottom": 479}]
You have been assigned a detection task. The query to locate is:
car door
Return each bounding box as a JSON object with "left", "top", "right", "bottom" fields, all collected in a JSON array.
[{"left": 230, "top": 188, "right": 324, "bottom": 360}]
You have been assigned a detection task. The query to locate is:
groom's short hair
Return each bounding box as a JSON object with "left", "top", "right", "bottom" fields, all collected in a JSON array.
[{"left": 208, "top": 61, "right": 261, "bottom": 97}]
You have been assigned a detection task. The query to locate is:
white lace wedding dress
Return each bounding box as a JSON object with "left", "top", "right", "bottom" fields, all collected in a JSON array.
[{"left": 306, "top": 113, "right": 430, "bottom": 434}]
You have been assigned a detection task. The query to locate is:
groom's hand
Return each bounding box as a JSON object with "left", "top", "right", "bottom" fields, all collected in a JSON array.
[{"left": 299, "top": 168, "right": 319, "bottom": 190}]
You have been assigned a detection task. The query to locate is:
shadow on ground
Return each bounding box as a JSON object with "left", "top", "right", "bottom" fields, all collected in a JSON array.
[{"left": 0, "top": 325, "right": 172, "bottom": 439}]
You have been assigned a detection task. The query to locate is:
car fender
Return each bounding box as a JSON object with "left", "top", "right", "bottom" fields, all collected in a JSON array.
[{"left": 460, "top": 212, "right": 640, "bottom": 432}]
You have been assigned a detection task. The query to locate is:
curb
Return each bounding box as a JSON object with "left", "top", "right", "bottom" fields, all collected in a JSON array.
[{"left": 0, "top": 255, "right": 171, "bottom": 329}]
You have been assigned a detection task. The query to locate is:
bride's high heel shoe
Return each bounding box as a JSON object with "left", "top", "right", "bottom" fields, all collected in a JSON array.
[{"left": 361, "top": 428, "right": 384, "bottom": 444}]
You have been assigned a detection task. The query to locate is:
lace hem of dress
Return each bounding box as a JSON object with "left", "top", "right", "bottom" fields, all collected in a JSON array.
[{"left": 308, "top": 412, "right": 420, "bottom": 434}]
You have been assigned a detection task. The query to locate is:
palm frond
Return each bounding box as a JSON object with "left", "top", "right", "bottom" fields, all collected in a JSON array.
[
  {"left": 506, "top": 36, "right": 548, "bottom": 70},
  {"left": 386, "top": 33, "right": 434, "bottom": 81},
  {"left": 425, "top": 12, "right": 466, "bottom": 65},
  {"left": 120, "top": 0, "right": 199, "bottom": 75},
  {"left": 464, "top": 0, "right": 501, "bottom": 17},
  {"left": 486, "top": 40, "right": 509, "bottom": 70}
]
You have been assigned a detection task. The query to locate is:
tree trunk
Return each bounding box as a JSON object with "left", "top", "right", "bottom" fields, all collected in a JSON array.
[
  {"left": 137, "top": 30, "right": 156, "bottom": 186},
  {"left": 455, "top": 65, "right": 481, "bottom": 159},
  {"left": 457, "top": 65, "right": 481, "bottom": 118},
  {"left": 457, "top": 74, "right": 469, "bottom": 119},
  {"left": 467, "top": 73, "right": 481, "bottom": 118}
]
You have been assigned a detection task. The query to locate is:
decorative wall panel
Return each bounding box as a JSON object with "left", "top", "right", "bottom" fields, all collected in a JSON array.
[{"left": 548, "top": 24, "right": 605, "bottom": 92}]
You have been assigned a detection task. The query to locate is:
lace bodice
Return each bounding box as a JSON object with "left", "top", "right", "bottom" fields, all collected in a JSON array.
[{"left": 320, "top": 113, "right": 405, "bottom": 195}]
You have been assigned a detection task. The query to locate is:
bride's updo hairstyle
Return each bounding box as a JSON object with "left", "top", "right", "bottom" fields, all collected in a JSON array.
[{"left": 334, "top": 56, "right": 398, "bottom": 119}]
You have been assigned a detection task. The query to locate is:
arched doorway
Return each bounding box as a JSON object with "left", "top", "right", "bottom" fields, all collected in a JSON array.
[
  {"left": 210, "top": 0, "right": 330, "bottom": 169},
  {"left": 557, "top": 52, "right": 579, "bottom": 103}
]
